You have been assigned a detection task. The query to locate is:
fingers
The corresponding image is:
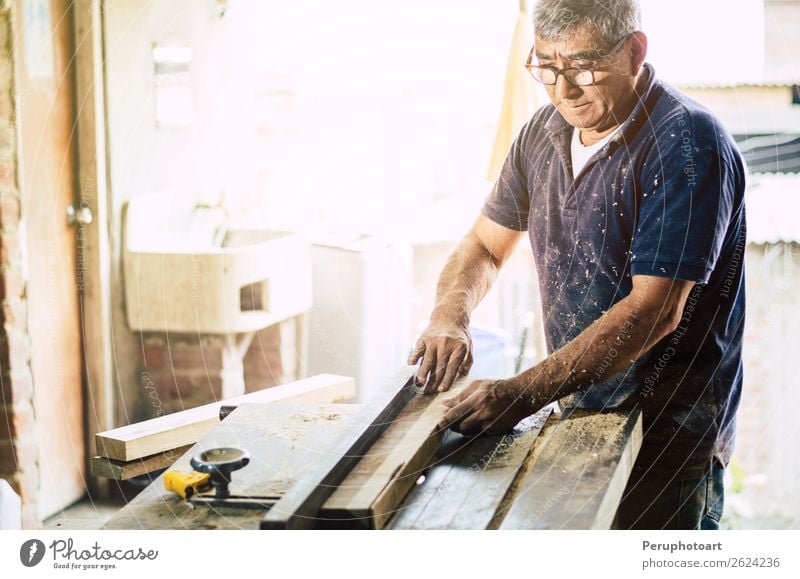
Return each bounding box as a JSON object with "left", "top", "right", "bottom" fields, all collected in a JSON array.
[
  {"left": 416, "top": 341, "right": 469, "bottom": 393},
  {"left": 457, "top": 411, "right": 487, "bottom": 435},
  {"left": 442, "top": 380, "right": 483, "bottom": 408},
  {"left": 437, "top": 385, "right": 488, "bottom": 431},
  {"left": 439, "top": 380, "right": 523, "bottom": 437},
  {"left": 459, "top": 350, "right": 474, "bottom": 376},
  {"left": 442, "top": 378, "right": 480, "bottom": 407},
  {"left": 437, "top": 348, "right": 467, "bottom": 393},
  {"left": 437, "top": 396, "right": 476, "bottom": 431},
  {"left": 426, "top": 358, "right": 448, "bottom": 394},
  {"left": 416, "top": 347, "right": 436, "bottom": 388},
  {"left": 442, "top": 388, "right": 465, "bottom": 408},
  {"left": 408, "top": 327, "right": 472, "bottom": 392},
  {"left": 407, "top": 340, "right": 425, "bottom": 366}
]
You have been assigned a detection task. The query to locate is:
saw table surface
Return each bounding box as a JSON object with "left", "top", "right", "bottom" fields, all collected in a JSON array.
[{"left": 104, "top": 389, "right": 642, "bottom": 530}]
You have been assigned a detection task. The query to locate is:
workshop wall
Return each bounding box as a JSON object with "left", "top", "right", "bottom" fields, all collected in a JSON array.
[
  {"left": 102, "top": 0, "right": 516, "bottom": 423},
  {"left": 103, "top": 0, "right": 287, "bottom": 423},
  {"left": 0, "top": 3, "right": 37, "bottom": 527},
  {"left": 139, "top": 326, "right": 283, "bottom": 415},
  {"left": 736, "top": 243, "right": 800, "bottom": 525}
]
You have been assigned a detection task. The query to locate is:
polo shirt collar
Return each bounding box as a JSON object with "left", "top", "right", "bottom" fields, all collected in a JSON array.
[{"left": 543, "top": 63, "right": 660, "bottom": 152}]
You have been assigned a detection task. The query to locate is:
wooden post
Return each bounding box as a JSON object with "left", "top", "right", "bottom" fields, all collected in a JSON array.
[{"left": 72, "top": 0, "right": 114, "bottom": 490}]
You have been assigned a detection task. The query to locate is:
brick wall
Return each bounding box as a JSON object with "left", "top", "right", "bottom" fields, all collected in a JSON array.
[
  {"left": 0, "top": 3, "right": 38, "bottom": 527},
  {"left": 135, "top": 326, "right": 283, "bottom": 419},
  {"left": 242, "top": 325, "right": 284, "bottom": 393}
]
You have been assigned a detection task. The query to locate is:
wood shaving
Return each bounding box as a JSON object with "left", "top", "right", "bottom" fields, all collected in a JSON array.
[{"left": 289, "top": 411, "right": 341, "bottom": 423}]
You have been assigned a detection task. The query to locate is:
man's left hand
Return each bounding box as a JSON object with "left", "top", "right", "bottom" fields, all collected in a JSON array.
[{"left": 437, "top": 378, "right": 538, "bottom": 436}]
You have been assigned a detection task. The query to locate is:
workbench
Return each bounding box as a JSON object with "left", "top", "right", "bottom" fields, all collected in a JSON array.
[{"left": 103, "top": 373, "right": 642, "bottom": 530}]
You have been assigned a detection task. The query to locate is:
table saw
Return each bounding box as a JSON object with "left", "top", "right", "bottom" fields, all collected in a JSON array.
[{"left": 102, "top": 368, "right": 642, "bottom": 530}]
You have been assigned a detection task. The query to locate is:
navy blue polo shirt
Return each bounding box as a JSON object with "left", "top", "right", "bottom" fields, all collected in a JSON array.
[{"left": 483, "top": 64, "right": 746, "bottom": 479}]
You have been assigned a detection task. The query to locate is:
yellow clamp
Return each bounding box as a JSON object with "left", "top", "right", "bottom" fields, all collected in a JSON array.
[{"left": 164, "top": 470, "right": 212, "bottom": 499}]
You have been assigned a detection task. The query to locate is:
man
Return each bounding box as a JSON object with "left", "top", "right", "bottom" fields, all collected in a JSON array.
[{"left": 409, "top": 0, "right": 746, "bottom": 530}]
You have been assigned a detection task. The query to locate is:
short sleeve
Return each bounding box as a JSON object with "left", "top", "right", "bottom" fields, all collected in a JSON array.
[
  {"left": 630, "top": 138, "right": 737, "bottom": 284},
  {"left": 482, "top": 132, "right": 531, "bottom": 232}
]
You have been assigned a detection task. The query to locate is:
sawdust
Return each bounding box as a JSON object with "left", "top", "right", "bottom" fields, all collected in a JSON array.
[
  {"left": 290, "top": 411, "right": 342, "bottom": 423},
  {"left": 261, "top": 410, "right": 344, "bottom": 448},
  {"left": 264, "top": 424, "right": 304, "bottom": 444},
  {"left": 537, "top": 410, "right": 628, "bottom": 474}
]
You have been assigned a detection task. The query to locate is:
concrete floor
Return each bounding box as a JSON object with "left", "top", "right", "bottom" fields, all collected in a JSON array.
[{"left": 42, "top": 497, "right": 122, "bottom": 530}]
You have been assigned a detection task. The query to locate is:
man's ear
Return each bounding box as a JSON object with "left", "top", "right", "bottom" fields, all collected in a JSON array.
[{"left": 629, "top": 31, "right": 648, "bottom": 74}]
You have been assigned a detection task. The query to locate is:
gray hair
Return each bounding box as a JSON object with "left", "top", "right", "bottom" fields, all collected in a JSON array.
[{"left": 533, "top": 0, "right": 641, "bottom": 46}]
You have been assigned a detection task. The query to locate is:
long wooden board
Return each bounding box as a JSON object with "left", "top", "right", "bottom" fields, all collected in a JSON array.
[
  {"left": 389, "top": 406, "right": 554, "bottom": 530},
  {"left": 260, "top": 368, "right": 419, "bottom": 529},
  {"left": 321, "top": 379, "right": 469, "bottom": 529},
  {"left": 90, "top": 445, "right": 192, "bottom": 480},
  {"left": 95, "top": 374, "right": 355, "bottom": 461},
  {"left": 499, "top": 408, "right": 642, "bottom": 530}
]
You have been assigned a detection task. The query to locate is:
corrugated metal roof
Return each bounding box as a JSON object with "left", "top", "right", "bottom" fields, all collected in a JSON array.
[
  {"left": 746, "top": 173, "right": 800, "bottom": 243},
  {"left": 736, "top": 133, "right": 800, "bottom": 173},
  {"left": 703, "top": 109, "right": 800, "bottom": 136}
]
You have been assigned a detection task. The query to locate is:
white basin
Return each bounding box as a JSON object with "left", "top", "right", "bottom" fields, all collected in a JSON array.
[{"left": 123, "top": 193, "right": 312, "bottom": 334}]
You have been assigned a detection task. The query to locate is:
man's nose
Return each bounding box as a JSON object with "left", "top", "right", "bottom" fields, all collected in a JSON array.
[{"left": 554, "top": 74, "right": 582, "bottom": 100}]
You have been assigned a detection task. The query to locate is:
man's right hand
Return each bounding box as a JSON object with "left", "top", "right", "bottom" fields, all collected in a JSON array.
[
  {"left": 407, "top": 214, "right": 521, "bottom": 394},
  {"left": 408, "top": 322, "right": 473, "bottom": 394}
]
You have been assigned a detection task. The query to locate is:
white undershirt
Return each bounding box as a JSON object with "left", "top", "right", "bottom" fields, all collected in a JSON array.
[{"left": 570, "top": 127, "right": 621, "bottom": 179}]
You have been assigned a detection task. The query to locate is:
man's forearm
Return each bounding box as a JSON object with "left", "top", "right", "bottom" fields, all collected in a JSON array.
[
  {"left": 512, "top": 281, "right": 681, "bottom": 410},
  {"left": 430, "top": 233, "right": 502, "bottom": 327},
  {"left": 412, "top": 216, "right": 522, "bottom": 392}
]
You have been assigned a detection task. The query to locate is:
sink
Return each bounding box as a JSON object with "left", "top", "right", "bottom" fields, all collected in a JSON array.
[{"left": 123, "top": 193, "right": 312, "bottom": 334}]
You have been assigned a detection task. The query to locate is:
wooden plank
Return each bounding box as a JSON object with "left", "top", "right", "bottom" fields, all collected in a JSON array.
[
  {"left": 322, "top": 379, "right": 470, "bottom": 529},
  {"left": 389, "top": 405, "right": 554, "bottom": 530},
  {"left": 90, "top": 445, "right": 192, "bottom": 480},
  {"left": 498, "top": 408, "right": 642, "bottom": 530},
  {"left": 73, "top": 0, "right": 114, "bottom": 468},
  {"left": 487, "top": 411, "right": 560, "bottom": 529},
  {"left": 104, "top": 403, "right": 363, "bottom": 530},
  {"left": 95, "top": 374, "right": 355, "bottom": 461},
  {"left": 260, "top": 367, "right": 419, "bottom": 529}
]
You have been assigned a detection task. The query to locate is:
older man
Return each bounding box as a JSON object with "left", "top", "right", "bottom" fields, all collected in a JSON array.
[{"left": 410, "top": 0, "right": 746, "bottom": 530}]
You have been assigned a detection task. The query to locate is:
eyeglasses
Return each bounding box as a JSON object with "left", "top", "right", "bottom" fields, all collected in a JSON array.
[{"left": 525, "top": 35, "right": 631, "bottom": 87}]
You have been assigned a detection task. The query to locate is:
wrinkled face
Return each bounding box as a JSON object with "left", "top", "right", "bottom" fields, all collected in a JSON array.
[{"left": 534, "top": 26, "right": 640, "bottom": 133}]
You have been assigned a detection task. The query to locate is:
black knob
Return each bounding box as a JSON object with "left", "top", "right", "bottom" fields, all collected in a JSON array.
[{"left": 190, "top": 447, "right": 250, "bottom": 499}]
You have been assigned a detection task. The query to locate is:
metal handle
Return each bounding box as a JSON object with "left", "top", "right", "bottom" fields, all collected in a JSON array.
[
  {"left": 66, "top": 204, "right": 93, "bottom": 227},
  {"left": 190, "top": 447, "right": 250, "bottom": 499}
]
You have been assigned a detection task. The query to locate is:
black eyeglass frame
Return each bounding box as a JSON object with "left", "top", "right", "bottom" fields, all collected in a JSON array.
[{"left": 525, "top": 34, "right": 632, "bottom": 87}]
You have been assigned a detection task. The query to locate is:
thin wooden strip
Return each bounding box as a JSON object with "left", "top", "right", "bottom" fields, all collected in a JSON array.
[
  {"left": 384, "top": 452, "right": 457, "bottom": 530},
  {"left": 95, "top": 374, "right": 355, "bottom": 461},
  {"left": 90, "top": 445, "right": 192, "bottom": 480},
  {"left": 260, "top": 367, "right": 419, "bottom": 530},
  {"left": 322, "top": 380, "right": 468, "bottom": 529},
  {"left": 392, "top": 435, "right": 497, "bottom": 529},
  {"left": 499, "top": 408, "right": 642, "bottom": 530},
  {"left": 367, "top": 433, "right": 441, "bottom": 529},
  {"left": 389, "top": 406, "right": 553, "bottom": 530},
  {"left": 487, "top": 410, "right": 560, "bottom": 529},
  {"left": 447, "top": 406, "right": 553, "bottom": 529}
]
